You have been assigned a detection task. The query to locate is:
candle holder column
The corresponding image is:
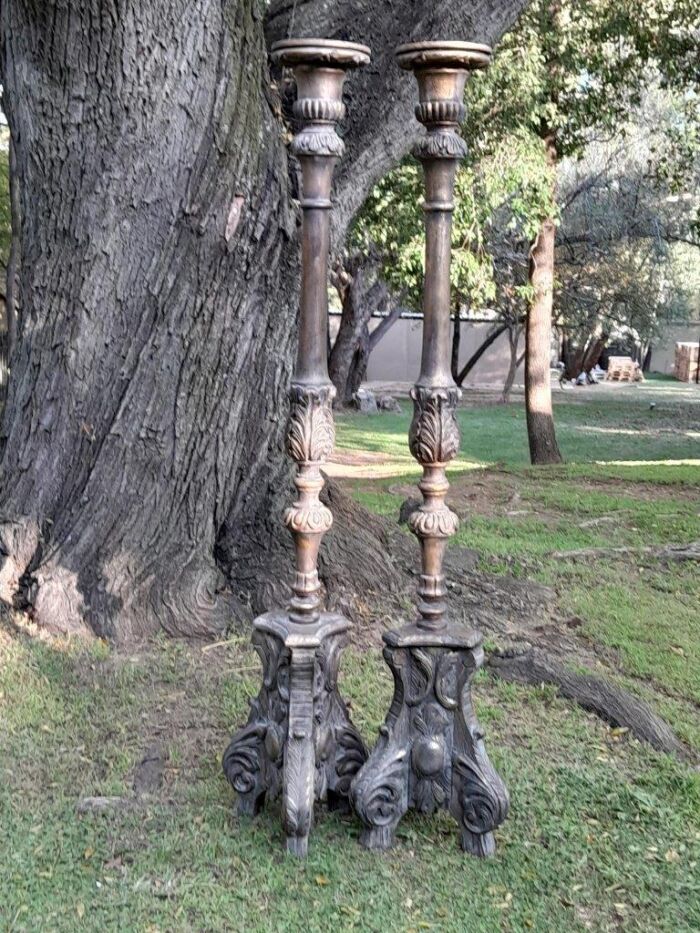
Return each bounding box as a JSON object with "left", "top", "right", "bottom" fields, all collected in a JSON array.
[
  {"left": 223, "top": 38, "right": 371, "bottom": 857},
  {"left": 351, "top": 41, "right": 509, "bottom": 857}
]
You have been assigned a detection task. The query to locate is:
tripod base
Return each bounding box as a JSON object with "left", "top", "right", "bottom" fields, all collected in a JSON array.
[
  {"left": 350, "top": 622, "right": 509, "bottom": 856},
  {"left": 222, "top": 611, "right": 367, "bottom": 856}
]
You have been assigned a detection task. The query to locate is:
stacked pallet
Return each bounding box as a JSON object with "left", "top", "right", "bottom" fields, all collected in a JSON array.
[
  {"left": 674, "top": 342, "right": 700, "bottom": 383},
  {"left": 606, "top": 356, "right": 643, "bottom": 382}
]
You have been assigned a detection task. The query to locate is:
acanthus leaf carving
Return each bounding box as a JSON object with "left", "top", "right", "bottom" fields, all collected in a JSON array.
[
  {"left": 408, "top": 387, "right": 461, "bottom": 465},
  {"left": 412, "top": 130, "right": 468, "bottom": 161},
  {"left": 352, "top": 746, "right": 408, "bottom": 829},
  {"left": 408, "top": 506, "right": 459, "bottom": 539},
  {"left": 292, "top": 130, "right": 345, "bottom": 158},
  {"left": 453, "top": 751, "right": 510, "bottom": 837},
  {"left": 222, "top": 722, "right": 266, "bottom": 796},
  {"left": 286, "top": 385, "right": 336, "bottom": 464},
  {"left": 284, "top": 503, "right": 333, "bottom": 534}
]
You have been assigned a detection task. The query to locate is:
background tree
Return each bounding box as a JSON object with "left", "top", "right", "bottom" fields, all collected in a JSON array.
[
  {"left": 351, "top": 132, "right": 554, "bottom": 393},
  {"left": 0, "top": 0, "right": 528, "bottom": 640},
  {"left": 328, "top": 250, "right": 405, "bottom": 406},
  {"left": 462, "top": 0, "right": 699, "bottom": 462},
  {"left": 556, "top": 94, "right": 700, "bottom": 378}
]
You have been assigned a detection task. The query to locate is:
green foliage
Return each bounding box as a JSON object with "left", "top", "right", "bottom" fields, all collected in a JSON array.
[
  {"left": 352, "top": 0, "right": 699, "bottom": 345},
  {"left": 351, "top": 134, "right": 555, "bottom": 315},
  {"left": 466, "top": 0, "right": 698, "bottom": 160}
]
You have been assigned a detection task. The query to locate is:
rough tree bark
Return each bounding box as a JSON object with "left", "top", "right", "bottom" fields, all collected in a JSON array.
[
  {"left": 0, "top": 0, "right": 528, "bottom": 641},
  {"left": 525, "top": 132, "right": 563, "bottom": 465},
  {"left": 5, "top": 130, "right": 20, "bottom": 358}
]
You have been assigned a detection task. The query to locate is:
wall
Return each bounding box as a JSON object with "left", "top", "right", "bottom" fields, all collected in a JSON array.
[
  {"left": 356, "top": 316, "right": 700, "bottom": 383},
  {"left": 364, "top": 318, "right": 525, "bottom": 387},
  {"left": 649, "top": 323, "right": 700, "bottom": 375}
]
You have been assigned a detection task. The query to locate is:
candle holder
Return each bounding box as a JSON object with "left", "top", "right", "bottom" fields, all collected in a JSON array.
[
  {"left": 223, "top": 38, "right": 371, "bottom": 857},
  {"left": 350, "top": 41, "right": 509, "bottom": 856}
]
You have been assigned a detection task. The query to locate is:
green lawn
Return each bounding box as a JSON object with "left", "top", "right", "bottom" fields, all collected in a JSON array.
[
  {"left": 1, "top": 381, "right": 699, "bottom": 931},
  {"left": 335, "top": 380, "right": 700, "bottom": 468},
  {"left": 1, "top": 625, "right": 699, "bottom": 932}
]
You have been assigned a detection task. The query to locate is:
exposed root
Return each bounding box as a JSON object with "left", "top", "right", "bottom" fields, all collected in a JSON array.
[
  {"left": 488, "top": 648, "right": 690, "bottom": 760},
  {"left": 550, "top": 541, "right": 700, "bottom": 562}
]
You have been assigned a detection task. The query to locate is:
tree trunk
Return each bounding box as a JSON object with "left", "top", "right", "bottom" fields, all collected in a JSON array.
[
  {"left": 5, "top": 131, "right": 20, "bottom": 358},
  {"left": 525, "top": 135, "right": 563, "bottom": 465},
  {"left": 581, "top": 333, "right": 607, "bottom": 374},
  {"left": 451, "top": 313, "right": 461, "bottom": 383},
  {"left": 0, "top": 0, "right": 528, "bottom": 641},
  {"left": 329, "top": 256, "right": 385, "bottom": 406},
  {"left": 501, "top": 325, "right": 523, "bottom": 403},
  {"left": 329, "top": 262, "right": 404, "bottom": 405},
  {"left": 561, "top": 330, "right": 608, "bottom": 380},
  {"left": 343, "top": 298, "right": 404, "bottom": 400}
]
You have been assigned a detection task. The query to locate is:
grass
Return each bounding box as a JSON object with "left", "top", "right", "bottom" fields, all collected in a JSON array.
[
  {"left": 1, "top": 625, "right": 699, "bottom": 932},
  {"left": 1, "top": 381, "right": 699, "bottom": 931},
  {"left": 337, "top": 383, "right": 700, "bottom": 744},
  {"left": 335, "top": 381, "right": 700, "bottom": 469}
]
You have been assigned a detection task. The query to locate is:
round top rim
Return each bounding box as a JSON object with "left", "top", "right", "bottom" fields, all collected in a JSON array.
[
  {"left": 271, "top": 38, "right": 372, "bottom": 66},
  {"left": 395, "top": 40, "right": 492, "bottom": 69}
]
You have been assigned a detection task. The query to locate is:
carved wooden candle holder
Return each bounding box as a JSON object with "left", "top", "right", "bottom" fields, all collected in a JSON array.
[
  {"left": 351, "top": 41, "right": 509, "bottom": 856},
  {"left": 223, "top": 38, "right": 371, "bottom": 857}
]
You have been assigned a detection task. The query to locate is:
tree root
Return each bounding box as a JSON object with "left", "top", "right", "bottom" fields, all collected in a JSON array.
[
  {"left": 550, "top": 541, "right": 700, "bottom": 562},
  {"left": 488, "top": 647, "right": 690, "bottom": 760}
]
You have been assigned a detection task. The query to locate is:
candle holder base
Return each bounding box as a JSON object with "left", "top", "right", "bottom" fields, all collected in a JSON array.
[
  {"left": 223, "top": 611, "right": 367, "bottom": 856},
  {"left": 350, "top": 622, "right": 509, "bottom": 856}
]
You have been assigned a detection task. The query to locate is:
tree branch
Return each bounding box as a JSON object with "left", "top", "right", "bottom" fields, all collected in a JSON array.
[
  {"left": 266, "top": 0, "right": 530, "bottom": 247},
  {"left": 369, "top": 302, "right": 405, "bottom": 351},
  {"left": 455, "top": 322, "right": 509, "bottom": 386}
]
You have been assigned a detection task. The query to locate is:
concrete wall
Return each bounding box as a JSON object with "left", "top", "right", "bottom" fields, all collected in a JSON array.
[
  {"left": 352, "top": 315, "right": 700, "bottom": 383},
  {"left": 365, "top": 318, "right": 525, "bottom": 387},
  {"left": 649, "top": 323, "right": 700, "bottom": 375}
]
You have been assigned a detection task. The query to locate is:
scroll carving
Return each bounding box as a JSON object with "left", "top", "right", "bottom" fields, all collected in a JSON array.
[
  {"left": 223, "top": 622, "right": 368, "bottom": 847},
  {"left": 351, "top": 639, "right": 509, "bottom": 855}
]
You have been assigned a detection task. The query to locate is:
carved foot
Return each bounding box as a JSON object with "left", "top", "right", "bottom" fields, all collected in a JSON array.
[
  {"left": 282, "top": 646, "right": 315, "bottom": 856},
  {"left": 222, "top": 611, "right": 367, "bottom": 856},
  {"left": 451, "top": 719, "right": 509, "bottom": 859},
  {"left": 351, "top": 738, "right": 410, "bottom": 851},
  {"left": 351, "top": 628, "right": 509, "bottom": 855},
  {"left": 286, "top": 835, "right": 309, "bottom": 857}
]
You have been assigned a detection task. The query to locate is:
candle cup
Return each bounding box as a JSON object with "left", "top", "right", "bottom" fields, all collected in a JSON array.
[
  {"left": 222, "top": 38, "right": 370, "bottom": 857},
  {"left": 351, "top": 41, "right": 509, "bottom": 857}
]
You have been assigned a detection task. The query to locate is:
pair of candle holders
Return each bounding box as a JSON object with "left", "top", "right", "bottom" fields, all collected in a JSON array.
[{"left": 222, "top": 37, "right": 509, "bottom": 858}]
